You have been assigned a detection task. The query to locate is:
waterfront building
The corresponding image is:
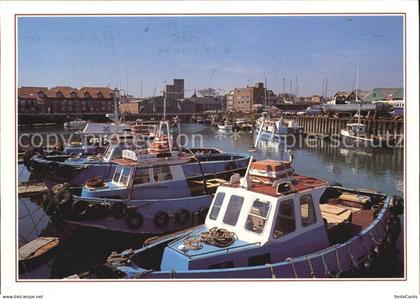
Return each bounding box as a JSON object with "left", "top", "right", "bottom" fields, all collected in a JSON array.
[
  {"left": 165, "top": 79, "right": 184, "bottom": 100},
  {"left": 231, "top": 82, "right": 266, "bottom": 113},
  {"left": 364, "top": 88, "right": 404, "bottom": 102},
  {"left": 17, "top": 86, "right": 115, "bottom": 116}
]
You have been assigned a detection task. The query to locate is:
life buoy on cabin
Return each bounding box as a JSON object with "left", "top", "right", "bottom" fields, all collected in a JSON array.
[
  {"left": 153, "top": 211, "right": 169, "bottom": 228},
  {"left": 110, "top": 202, "right": 127, "bottom": 218},
  {"left": 85, "top": 176, "right": 105, "bottom": 188},
  {"left": 225, "top": 162, "right": 237, "bottom": 172},
  {"left": 126, "top": 211, "right": 144, "bottom": 229},
  {"left": 175, "top": 209, "right": 191, "bottom": 225},
  {"left": 71, "top": 200, "right": 90, "bottom": 217}
]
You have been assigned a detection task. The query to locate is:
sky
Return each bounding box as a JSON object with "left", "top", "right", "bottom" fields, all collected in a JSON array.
[{"left": 18, "top": 16, "right": 403, "bottom": 97}]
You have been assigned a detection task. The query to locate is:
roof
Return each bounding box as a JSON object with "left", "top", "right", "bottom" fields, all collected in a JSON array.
[
  {"left": 78, "top": 87, "right": 114, "bottom": 99},
  {"left": 364, "top": 88, "right": 403, "bottom": 101},
  {"left": 18, "top": 87, "right": 48, "bottom": 99},
  {"left": 48, "top": 86, "right": 79, "bottom": 98}
]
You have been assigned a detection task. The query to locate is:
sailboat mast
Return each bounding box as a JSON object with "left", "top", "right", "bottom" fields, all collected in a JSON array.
[{"left": 356, "top": 60, "right": 360, "bottom": 125}]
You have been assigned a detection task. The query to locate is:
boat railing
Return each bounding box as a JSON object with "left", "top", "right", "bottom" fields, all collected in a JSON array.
[{"left": 185, "top": 241, "right": 262, "bottom": 259}]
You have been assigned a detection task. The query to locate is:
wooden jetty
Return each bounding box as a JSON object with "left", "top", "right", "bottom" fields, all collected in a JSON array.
[
  {"left": 18, "top": 182, "right": 48, "bottom": 197},
  {"left": 296, "top": 115, "right": 404, "bottom": 138}
]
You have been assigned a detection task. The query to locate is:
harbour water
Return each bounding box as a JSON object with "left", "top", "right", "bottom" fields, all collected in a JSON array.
[{"left": 18, "top": 123, "right": 404, "bottom": 278}]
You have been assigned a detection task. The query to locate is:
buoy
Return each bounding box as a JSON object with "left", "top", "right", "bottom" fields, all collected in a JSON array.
[
  {"left": 153, "top": 211, "right": 169, "bottom": 228},
  {"left": 110, "top": 202, "right": 127, "bottom": 218}
]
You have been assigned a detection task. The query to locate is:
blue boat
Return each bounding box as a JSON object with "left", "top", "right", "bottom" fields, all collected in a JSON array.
[
  {"left": 91, "top": 157, "right": 402, "bottom": 279},
  {"left": 42, "top": 147, "right": 250, "bottom": 235}
]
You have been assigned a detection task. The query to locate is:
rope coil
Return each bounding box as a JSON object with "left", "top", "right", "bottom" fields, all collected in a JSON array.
[{"left": 183, "top": 227, "right": 237, "bottom": 250}]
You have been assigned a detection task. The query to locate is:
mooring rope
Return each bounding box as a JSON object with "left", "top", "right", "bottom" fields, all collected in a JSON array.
[
  {"left": 285, "top": 257, "right": 298, "bottom": 278},
  {"left": 346, "top": 244, "right": 359, "bottom": 270},
  {"left": 266, "top": 263, "right": 276, "bottom": 278},
  {"left": 306, "top": 256, "right": 316, "bottom": 278}
]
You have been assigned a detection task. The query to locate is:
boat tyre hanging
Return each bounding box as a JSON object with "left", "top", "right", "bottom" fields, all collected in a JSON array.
[
  {"left": 175, "top": 209, "right": 191, "bottom": 225},
  {"left": 153, "top": 211, "right": 169, "bottom": 228},
  {"left": 85, "top": 176, "right": 105, "bottom": 188},
  {"left": 47, "top": 162, "right": 60, "bottom": 175},
  {"left": 110, "top": 202, "right": 127, "bottom": 218},
  {"left": 53, "top": 189, "right": 73, "bottom": 211},
  {"left": 57, "top": 164, "right": 75, "bottom": 179},
  {"left": 126, "top": 211, "right": 144, "bottom": 229},
  {"left": 71, "top": 200, "right": 90, "bottom": 218}
]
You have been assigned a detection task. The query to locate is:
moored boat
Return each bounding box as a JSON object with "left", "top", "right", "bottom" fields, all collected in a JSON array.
[{"left": 91, "top": 156, "right": 403, "bottom": 279}]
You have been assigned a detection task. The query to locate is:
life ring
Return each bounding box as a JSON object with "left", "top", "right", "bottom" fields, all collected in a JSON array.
[
  {"left": 85, "top": 176, "right": 105, "bottom": 188},
  {"left": 71, "top": 200, "right": 90, "bottom": 217},
  {"left": 126, "top": 211, "right": 144, "bottom": 229},
  {"left": 196, "top": 207, "right": 209, "bottom": 223},
  {"left": 47, "top": 162, "right": 60, "bottom": 175},
  {"left": 153, "top": 211, "right": 169, "bottom": 228},
  {"left": 175, "top": 209, "right": 191, "bottom": 225},
  {"left": 225, "top": 162, "right": 237, "bottom": 172},
  {"left": 53, "top": 189, "right": 73, "bottom": 208},
  {"left": 110, "top": 201, "right": 127, "bottom": 218}
]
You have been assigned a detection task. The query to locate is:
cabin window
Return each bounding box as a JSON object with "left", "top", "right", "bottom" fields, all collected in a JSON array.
[
  {"left": 119, "top": 167, "right": 131, "bottom": 186},
  {"left": 223, "top": 195, "right": 244, "bottom": 226},
  {"left": 273, "top": 199, "right": 296, "bottom": 239},
  {"left": 209, "top": 192, "right": 225, "bottom": 220},
  {"left": 300, "top": 194, "right": 317, "bottom": 227},
  {"left": 112, "top": 166, "right": 123, "bottom": 183},
  {"left": 153, "top": 166, "right": 173, "bottom": 181},
  {"left": 133, "top": 168, "right": 150, "bottom": 185},
  {"left": 245, "top": 199, "right": 271, "bottom": 234}
]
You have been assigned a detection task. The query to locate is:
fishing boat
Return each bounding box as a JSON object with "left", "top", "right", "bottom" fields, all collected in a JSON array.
[
  {"left": 24, "top": 121, "right": 251, "bottom": 188},
  {"left": 92, "top": 154, "right": 403, "bottom": 279},
  {"left": 217, "top": 121, "right": 233, "bottom": 131},
  {"left": 339, "top": 65, "right": 395, "bottom": 149},
  {"left": 41, "top": 149, "right": 238, "bottom": 235},
  {"left": 64, "top": 119, "right": 87, "bottom": 130}
]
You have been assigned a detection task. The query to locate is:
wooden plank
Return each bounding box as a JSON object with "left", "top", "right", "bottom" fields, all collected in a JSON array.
[
  {"left": 339, "top": 192, "right": 370, "bottom": 204},
  {"left": 18, "top": 182, "right": 48, "bottom": 197},
  {"left": 19, "top": 237, "right": 59, "bottom": 261},
  {"left": 320, "top": 204, "right": 347, "bottom": 215}
]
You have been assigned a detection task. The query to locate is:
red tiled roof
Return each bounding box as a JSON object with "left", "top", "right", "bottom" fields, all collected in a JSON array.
[
  {"left": 79, "top": 87, "right": 114, "bottom": 99},
  {"left": 18, "top": 87, "right": 48, "bottom": 99},
  {"left": 47, "top": 86, "right": 79, "bottom": 98}
]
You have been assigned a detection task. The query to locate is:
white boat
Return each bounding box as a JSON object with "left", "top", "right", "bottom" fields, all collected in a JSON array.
[
  {"left": 217, "top": 121, "right": 233, "bottom": 131},
  {"left": 64, "top": 119, "right": 87, "bottom": 129},
  {"left": 339, "top": 64, "right": 394, "bottom": 148}
]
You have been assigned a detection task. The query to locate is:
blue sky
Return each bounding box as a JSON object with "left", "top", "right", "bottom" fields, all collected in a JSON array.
[{"left": 18, "top": 16, "right": 403, "bottom": 97}]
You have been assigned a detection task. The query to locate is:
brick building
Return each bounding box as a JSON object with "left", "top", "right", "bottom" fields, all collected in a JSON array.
[
  {"left": 231, "top": 82, "right": 266, "bottom": 113},
  {"left": 165, "top": 79, "right": 184, "bottom": 100},
  {"left": 17, "top": 86, "right": 115, "bottom": 115}
]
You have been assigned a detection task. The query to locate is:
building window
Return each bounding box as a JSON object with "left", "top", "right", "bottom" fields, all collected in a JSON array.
[
  {"left": 209, "top": 192, "right": 225, "bottom": 220},
  {"left": 300, "top": 194, "right": 317, "bottom": 227},
  {"left": 273, "top": 199, "right": 296, "bottom": 238},
  {"left": 245, "top": 199, "right": 271, "bottom": 234},
  {"left": 223, "top": 195, "right": 244, "bottom": 226}
]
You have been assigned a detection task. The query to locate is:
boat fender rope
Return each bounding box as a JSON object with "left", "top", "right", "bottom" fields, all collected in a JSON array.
[
  {"left": 306, "top": 256, "right": 316, "bottom": 278},
  {"left": 334, "top": 246, "right": 343, "bottom": 277},
  {"left": 170, "top": 269, "right": 176, "bottom": 279},
  {"left": 359, "top": 235, "right": 370, "bottom": 255},
  {"left": 320, "top": 251, "right": 332, "bottom": 277},
  {"left": 346, "top": 244, "right": 359, "bottom": 270},
  {"left": 266, "top": 263, "right": 276, "bottom": 278},
  {"left": 285, "top": 257, "right": 298, "bottom": 278}
]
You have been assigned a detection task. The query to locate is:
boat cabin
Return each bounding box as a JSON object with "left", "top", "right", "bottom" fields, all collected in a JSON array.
[
  {"left": 80, "top": 150, "right": 223, "bottom": 200},
  {"left": 158, "top": 159, "right": 333, "bottom": 271},
  {"left": 346, "top": 123, "right": 367, "bottom": 136}
]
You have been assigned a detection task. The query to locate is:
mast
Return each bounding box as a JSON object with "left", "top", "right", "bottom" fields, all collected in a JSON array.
[
  {"left": 113, "top": 88, "right": 120, "bottom": 124},
  {"left": 356, "top": 60, "right": 360, "bottom": 125}
]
